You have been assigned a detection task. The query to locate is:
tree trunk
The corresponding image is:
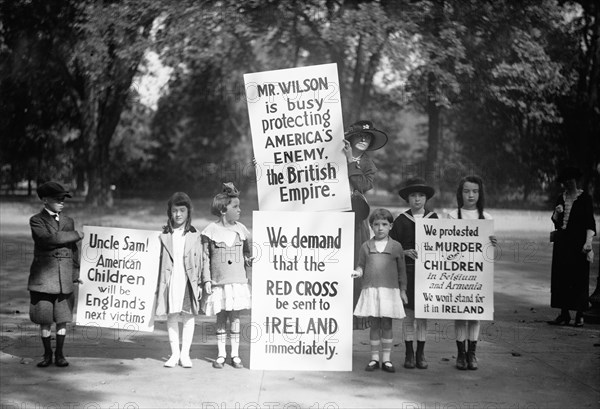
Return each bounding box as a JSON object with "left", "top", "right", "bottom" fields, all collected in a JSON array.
[{"left": 425, "top": 71, "right": 440, "bottom": 181}]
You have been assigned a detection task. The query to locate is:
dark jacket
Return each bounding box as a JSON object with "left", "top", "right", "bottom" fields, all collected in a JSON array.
[{"left": 28, "top": 209, "right": 81, "bottom": 294}]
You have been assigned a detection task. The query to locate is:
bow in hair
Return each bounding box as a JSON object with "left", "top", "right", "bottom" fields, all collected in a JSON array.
[{"left": 222, "top": 182, "right": 240, "bottom": 197}]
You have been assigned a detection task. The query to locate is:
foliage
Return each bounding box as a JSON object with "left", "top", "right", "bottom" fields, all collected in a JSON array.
[{"left": 1, "top": 0, "right": 598, "bottom": 206}]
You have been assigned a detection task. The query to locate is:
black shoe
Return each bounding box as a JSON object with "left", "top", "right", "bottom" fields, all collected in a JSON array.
[
  {"left": 365, "top": 360, "right": 379, "bottom": 372},
  {"left": 547, "top": 314, "right": 570, "bottom": 326},
  {"left": 416, "top": 341, "right": 428, "bottom": 369},
  {"left": 54, "top": 354, "right": 69, "bottom": 367},
  {"left": 467, "top": 351, "right": 478, "bottom": 370},
  {"left": 573, "top": 315, "right": 584, "bottom": 327},
  {"left": 382, "top": 361, "right": 396, "bottom": 373},
  {"left": 456, "top": 341, "right": 467, "bottom": 370},
  {"left": 37, "top": 355, "right": 52, "bottom": 368},
  {"left": 404, "top": 352, "right": 415, "bottom": 369},
  {"left": 230, "top": 356, "right": 244, "bottom": 369},
  {"left": 212, "top": 356, "right": 225, "bottom": 369}
]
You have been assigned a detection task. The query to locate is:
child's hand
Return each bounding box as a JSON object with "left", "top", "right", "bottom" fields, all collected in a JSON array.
[
  {"left": 73, "top": 278, "right": 83, "bottom": 284},
  {"left": 489, "top": 235, "right": 498, "bottom": 247},
  {"left": 77, "top": 231, "right": 84, "bottom": 240},
  {"left": 351, "top": 269, "right": 362, "bottom": 278},
  {"left": 244, "top": 256, "right": 254, "bottom": 267},
  {"left": 405, "top": 249, "right": 418, "bottom": 260},
  {"left": 400, "top": 290, "right": 408, "bottom": 305},
  {"left": 204, "top": 282, "right": 212, "bottom": 295}
]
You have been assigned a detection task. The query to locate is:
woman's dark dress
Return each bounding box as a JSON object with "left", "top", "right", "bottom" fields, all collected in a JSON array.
[{"left": 550, "top": 192, "right": 596, "bottom": 311}]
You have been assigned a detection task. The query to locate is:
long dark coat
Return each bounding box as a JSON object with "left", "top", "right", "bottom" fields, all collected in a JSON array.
[
  {"left": 28, "top": 209, "right": 81, "bottom": 294},
  {"left": 550, "top": 192, "right": 596, "bottom": 311}
]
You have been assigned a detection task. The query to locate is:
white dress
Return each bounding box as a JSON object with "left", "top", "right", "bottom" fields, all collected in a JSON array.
[{"left": 167, "top": 225, "right": 187, "bottom": 313}]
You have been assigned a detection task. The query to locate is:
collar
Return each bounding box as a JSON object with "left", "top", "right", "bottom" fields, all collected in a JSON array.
[
  {"left": 366, "top": 238, "right": 393, "bottom": 254},
  {"left": 401, "top": 209, "right": 434, "bottom": 223},
  {"left": 44, "top": 208, "right": 60, "bottom": 220}
]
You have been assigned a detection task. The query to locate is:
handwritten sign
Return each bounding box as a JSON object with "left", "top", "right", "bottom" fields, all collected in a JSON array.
[
  {"left": 414, "top": 219, "right": 494, "bottom": 320},
  {"left": 244, "top": 63, "right": 351, "bottom": 212},
  {"left": 75, "top": 226, "right": 160, "bottom": 332},
  {"left": 250, "top": 211, "right": 354, "bottom": 371}
]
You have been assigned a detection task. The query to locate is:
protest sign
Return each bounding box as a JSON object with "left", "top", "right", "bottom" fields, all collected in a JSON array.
[
  {"left": 414, "top": 218, "right": 494, "bottom": 320},
  {"left": 250, "top": 211, "right": 354, "bottom": 371},
  {"left": 75, "top": 226, "right": 161, "bottom": 332},
  {"left": 244, "top": 63, "right": 351, "bottom": 212}
]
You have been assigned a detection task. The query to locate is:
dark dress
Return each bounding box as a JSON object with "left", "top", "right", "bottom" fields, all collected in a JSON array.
[
  {"left": 348, "top": 153, "right": 377, "bottom": 329},
  {"left": 390, "top": 210, "right": 438, "bottom": 310},
  {"left": 550, "top": 191, "right": 596, "bottom": 311}
]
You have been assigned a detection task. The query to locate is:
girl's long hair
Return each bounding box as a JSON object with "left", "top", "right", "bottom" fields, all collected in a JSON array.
[
  {"left": 163, "top": 192, "right": 194, "bottom": 233},
  {"left": 456, "top": 175, "right": 485, "bottom": 220}
]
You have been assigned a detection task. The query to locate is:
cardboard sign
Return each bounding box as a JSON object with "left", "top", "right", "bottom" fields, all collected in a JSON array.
[
  {"left": 250, "top": 211, "right": 354, "bottom": 371},
  {"left": 414, "top": 219, "right": 494, "bottom": 320},
  {"left": 244, "top": 63, "right": 351, "bottom": 212},
  {"left": 75, "top": 226, "right": 161, "bottom": 332}
]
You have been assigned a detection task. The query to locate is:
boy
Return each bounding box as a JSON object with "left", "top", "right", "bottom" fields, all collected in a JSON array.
[
  {"left": 28, "top": 181, "right": 83, "bottom": 367},
  {"left": 390, "top": 177, "right": 438, "bottom": 369}
]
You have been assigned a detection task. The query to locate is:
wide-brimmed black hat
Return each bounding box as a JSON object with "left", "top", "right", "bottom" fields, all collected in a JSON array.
[
  {"left": 398, "top": 177, "right": 435, "bottom": 201},
  {"left": 344, "top": 120, "right": 388, "bottom": 151},
  {"left": 557, "top": 166, "right": 582, "bottom": 183},
  {"left": 36, "top": 181, "right": 72, "bottom": 200}
]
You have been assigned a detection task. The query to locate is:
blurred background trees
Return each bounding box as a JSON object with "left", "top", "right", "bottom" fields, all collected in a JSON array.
[{"left": 1, "top": 0, "right": 598, "bottom": 208}]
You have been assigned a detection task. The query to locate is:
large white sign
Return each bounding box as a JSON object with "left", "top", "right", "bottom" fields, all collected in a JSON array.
[
  {"left": 250, "top": 211, "right": 354, "bottom": 371},
  {"left": 75, "top": 226, "right": 161, "bottom": 332},
  {"left": 244, "top": 63, "right": 351, "bottom": 212},
  {"left": 414, "top": 219, "right": 495, "bottom": 320}
]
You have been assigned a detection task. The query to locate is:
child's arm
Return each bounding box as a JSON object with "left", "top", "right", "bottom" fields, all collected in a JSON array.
[
  {"left": 243, "top": 230, "right": 254, "bottom": 267},
  {"left": 30, "top": 217, "right": 83, "bottom": 248},
  {"left": 351, "top": 266, "right": 363, "bottom": 278},
  {"left": 195, "top": 234, "right": 203, "bottom": 296},
  {"left": 201, "top": 237, "right": 212, "bottom": 294},
  {"left": 397, "top": 245, "right": 408, "bottom": 304}
]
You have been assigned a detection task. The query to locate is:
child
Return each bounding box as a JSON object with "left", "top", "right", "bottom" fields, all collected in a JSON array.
[
  {"left": 352, "top": 208, "right": 408, "bottom": 373},
  {"left": 447, "top": 175, "right": 497, "bottom": 370},
  {"left": 28, "top": 181, "right": 83, "bottom": 368},
  {"left": 155, "top": 192, "right": 202, "bottom": 368},
  {"left": 390, "top": 177, "right": 438, "bottom": 370},
  {"left": 202, "top": 182, "right": 252, "bottom": 369}
]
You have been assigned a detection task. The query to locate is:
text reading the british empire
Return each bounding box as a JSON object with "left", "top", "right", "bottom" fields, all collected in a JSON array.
[
  {"left": 262, "top": 225, "right": 342, "bottom": 360},
  {"left": 419, "top": 223, "right": 492, "bottom": 316},
  {"left": 257, "top": 76, "right": 339, "bottom": 205}
]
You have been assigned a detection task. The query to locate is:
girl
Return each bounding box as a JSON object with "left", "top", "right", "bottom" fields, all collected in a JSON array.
[
  {"left": 390, "top": 177, "right": 438, "bottom": 370},
  {"left": 352, "top": 208, "right": 408, "bottom": 373},
  {"left": 202, "top": 182, "right": 252, "bottom": 369},
  {"left": 447, "top": 175, "right": 497, "bottom": 370},
  {"left": 155, "top": 192, "right": 202, "bottom": 368}
]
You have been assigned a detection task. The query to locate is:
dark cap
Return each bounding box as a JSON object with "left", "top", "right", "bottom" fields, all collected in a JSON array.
[
  {"left": 398, "top": 177, "right": 435, "bottom": 201},
  {"left": 37, "top": 181, "right": 72, "bottom": 200}
]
